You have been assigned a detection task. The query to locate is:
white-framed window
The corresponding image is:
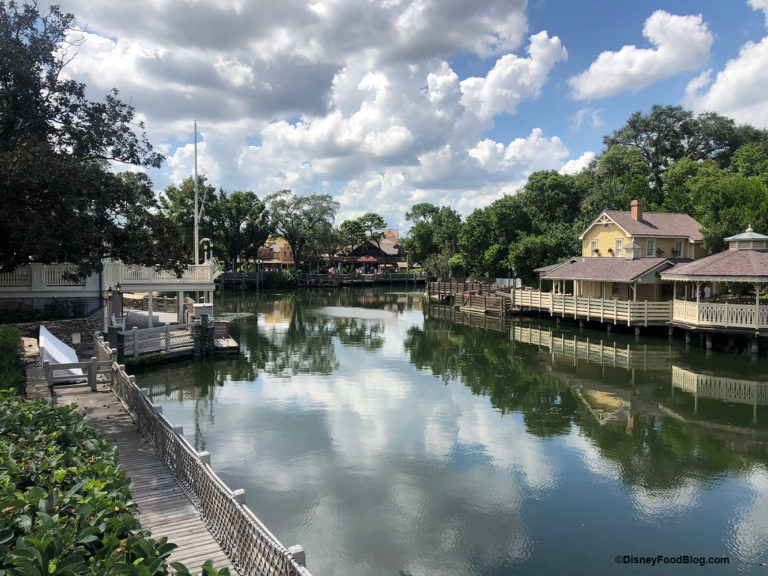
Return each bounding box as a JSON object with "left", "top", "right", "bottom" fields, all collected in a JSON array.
[
  {"left": 614, "top": 239, "right": 623, "bottom": 257},
  {"left": 590, "top": 239, "right": 598, "bottom": 254},
  {"left": 674, "top": 240, "right": 683, "bottom": 257},
  {"left": 646, "top": 240, "right": 655, "bottom": 257}
]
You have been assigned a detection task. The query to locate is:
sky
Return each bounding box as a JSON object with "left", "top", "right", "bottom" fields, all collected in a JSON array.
[{"left": 55, "top": 0, "right": 768, "bottom": 232}]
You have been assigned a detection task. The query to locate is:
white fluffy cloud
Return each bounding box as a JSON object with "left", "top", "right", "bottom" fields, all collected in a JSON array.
[
  {"left": 569, "top": 11, "right": 712, "bottom": 100},
  {"left": 460, "top": 31, "right": 567, "bottom": 121},
  {"left": 560, "top": 151, "right": 596, "bottom": 175},
  {"left": 469, "top": 129, "right": 569, "bottom": 173},
  {"left": 685, "top": 21, "right": 768, "bottom": 128},
  {"left": 52, "top": 0, "right": 603, "bottom": 229}
]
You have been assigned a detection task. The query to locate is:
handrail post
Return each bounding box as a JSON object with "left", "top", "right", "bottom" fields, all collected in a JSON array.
[
  {"left": 288, "top": 545, "right": 306, "bottom": 567},
  {"left": 43, "top": 361, "right": 52, "bottom": 389},
  {"left": 88, "top": 356, "right": 98, "bottom": 391}
]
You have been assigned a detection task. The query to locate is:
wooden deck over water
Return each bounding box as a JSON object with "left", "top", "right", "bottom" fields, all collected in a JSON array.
[{"left": 52, "top": 381, "right": 237, "bottom": 574}]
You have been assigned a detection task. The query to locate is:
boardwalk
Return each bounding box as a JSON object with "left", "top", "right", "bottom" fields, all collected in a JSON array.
[{"left": 53, "top": 381, "right": 237, "bottom": 574}]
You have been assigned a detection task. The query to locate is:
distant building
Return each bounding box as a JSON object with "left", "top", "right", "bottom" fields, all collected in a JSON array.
[
  {"left": 256, "top": 237, "right": 294, "bottom": 270},
  {"left": 349, "top": 229, "right": 407, "bottom": 269}
]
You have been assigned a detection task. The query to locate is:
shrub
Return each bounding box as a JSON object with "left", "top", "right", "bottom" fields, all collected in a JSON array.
[
  {"left": 0, "top": 326, "right": 22, "bottom": 393},
  {"left": 0, "top": 394, "right": 228, "bottom": 575}
]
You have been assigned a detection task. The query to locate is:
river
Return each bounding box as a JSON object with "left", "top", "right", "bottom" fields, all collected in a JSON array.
[{"left": 136, "top": 289, "right": 768, "bottom": 575}]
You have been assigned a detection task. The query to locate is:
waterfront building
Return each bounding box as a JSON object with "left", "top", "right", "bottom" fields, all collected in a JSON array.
[
  {"left": 0, "top": 259, "right": 218, "bottom": 331},
  {"left": 515, "top": 200, "right": 705, "bottom": 328}
]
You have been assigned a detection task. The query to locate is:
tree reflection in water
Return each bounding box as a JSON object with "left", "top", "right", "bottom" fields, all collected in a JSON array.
[{"left": 410, "top": 306, "right": 768, "bottom": 489}]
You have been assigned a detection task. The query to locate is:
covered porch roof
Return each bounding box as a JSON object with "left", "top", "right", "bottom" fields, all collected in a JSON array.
[{"left": 540, "top": 256, "right": 685, "bottom": 283}]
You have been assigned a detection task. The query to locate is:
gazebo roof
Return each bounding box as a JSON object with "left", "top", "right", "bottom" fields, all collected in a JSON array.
[
  {"left": 724, "top": 226, "right": 768, "bottom": 242},
  {"left": 661, "top": 249, "right": 768, "bottom": 282}
]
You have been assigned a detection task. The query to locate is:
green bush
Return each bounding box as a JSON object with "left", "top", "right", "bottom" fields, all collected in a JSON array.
[
  {"left": 262, "top": 270, "right": 297, "bottom": 289},
  {"left": 0, "top": 326, "right": 22, "bottom": 393},
  {"left": 0, "top": 394, "right": 229, "bottom": 575}
]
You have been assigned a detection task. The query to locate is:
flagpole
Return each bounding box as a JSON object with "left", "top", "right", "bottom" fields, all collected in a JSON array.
[{"left": 193, "top": 121, "right": 199, "bottom": 265}]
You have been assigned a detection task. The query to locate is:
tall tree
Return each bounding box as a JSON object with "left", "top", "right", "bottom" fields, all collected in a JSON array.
[
  {"left": 357, "top": 212, "right": 387, "bottom": 250},
  {"left": 208, "top": 190, "right": 270, "bottom": 271},
  {"left": 265, "top": 190, "right": 339, "bottom": 270},
  {"left": 0, "top": 1, "right": 177, "bottom": 275},
  {"left": 604, "top": 104, "right": 766, "bottom": 200}
]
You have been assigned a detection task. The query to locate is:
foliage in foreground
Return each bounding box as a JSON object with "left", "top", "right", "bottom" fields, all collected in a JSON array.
[
  {"left": 0, "top": 327, "right": 22, "bottom": 393},
  {"left": 0, "top": 393, "right": 228, "bottom": 575}
]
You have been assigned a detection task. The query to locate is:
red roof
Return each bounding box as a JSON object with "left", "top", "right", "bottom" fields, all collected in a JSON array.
[{"left": 602, "top": 210, "right": 704, "bottom": 241}]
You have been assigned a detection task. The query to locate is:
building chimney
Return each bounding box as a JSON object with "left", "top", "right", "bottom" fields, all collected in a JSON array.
[{"left": 631, "top": 199, "right": 643, "bottom": 221}]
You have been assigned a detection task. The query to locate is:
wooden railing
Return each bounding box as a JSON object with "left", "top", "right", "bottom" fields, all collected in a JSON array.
[
  {"left": 671, "top": 299, "right": 768, "bottom": 329},
  {"left": 512, "top": 290, "right": 672, "bottom": 326},
  {"left": 459, "top": 292, "right": 510, "bottom": 315},
  {"left": 42, "top": 357, "right": 114, "bottom": 390},
  {"left": 122, "top": 324, "right": 195, "bottom": 357},
  {"left": 94, "top": 335, "right": 310, "bottom": 575},
  {"left": 427, "top": 280, "right": 494, "bottom": 297},
  {"left": 214, "top": 321, "right": 230, "bottom": 339}
]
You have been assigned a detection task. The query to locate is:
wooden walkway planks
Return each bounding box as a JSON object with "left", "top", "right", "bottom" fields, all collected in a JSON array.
[{"left": 52, "top": 381, "right": 238, "bottom": 575}]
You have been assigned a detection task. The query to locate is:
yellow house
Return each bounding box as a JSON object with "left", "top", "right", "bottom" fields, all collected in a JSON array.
[
  {"left": 580, "top": 200, "right": 705, "bottom": 260},
  {"left": 538, "top": 200, "right": 705, "bottom": 303}
]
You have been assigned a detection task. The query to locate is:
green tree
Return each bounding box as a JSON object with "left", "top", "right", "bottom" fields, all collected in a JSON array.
[
  {"left": 265, "top": 190, "right": 339, "bottom": 270},
  {"left": 159, "top": 175, "right": 217, "bottom": 259},
  {"left": 358, "top": 212, "right": 387, "bottom": 250},
  {"left": 208, "top": 190, "right": 270, "bottom": 271},
  {"left": 339, "top": 219, "right": 367, "bottom": 253},
  {"left": 578, "top": 145, "right": 651, "bottom": 220},
  {"left": 404, "top": 203, "right": 462, "bottom": 267},
  {"left": 604, "top": 104, "right": 766, "bottom": 199},
  {"left": 0, "top": 2, "right": 176, "bottom": 275}
]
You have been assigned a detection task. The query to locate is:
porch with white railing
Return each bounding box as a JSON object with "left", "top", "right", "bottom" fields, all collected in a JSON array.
[
  {"left": 670, "top": 299, "right": 768, "bottom": 330},
  {"left": 0, "top": 260, "right": 217, "bottom": 296},
  {"left": 512, "top": 289, "right": 673, "bottom": 326}
]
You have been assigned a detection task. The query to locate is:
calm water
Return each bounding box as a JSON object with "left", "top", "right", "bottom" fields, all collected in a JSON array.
[{"left": 136, "top": 290, "right": 768, "bottom": 575}]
